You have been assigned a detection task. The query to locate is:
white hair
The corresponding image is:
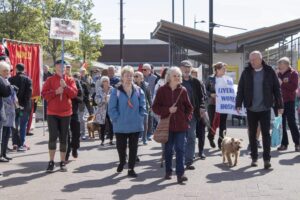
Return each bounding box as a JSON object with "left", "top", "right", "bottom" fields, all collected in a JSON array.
[
  {"left": 277, "top": 57, "right": 290, "bottom": 66},
  {"left": 249, "top": 50, "right": 263, "bottom": 60},
  {"left": 0, "top": 61, "right": 10, "bottom": 72},
  {"left": 100, "top": 76, "right": 110, "bottom": 86},
  {"left": 165, "top": 66, "right": 182, "bottom": 83},
  {"left": 142, "top": 63, "right": 151, "bottom": 70},
  {"left": 134, "top": 71, "right": 143, "bottom": 78}
]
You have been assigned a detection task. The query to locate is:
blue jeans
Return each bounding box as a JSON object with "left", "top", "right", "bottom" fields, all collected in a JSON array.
[
  {"left": 13, "top": 109, "right": 29, "bottom": 147},
  {"left": 165, "top": 131, "right": 186, "bottom": 176},
  {"left": 185, "top": 116, "right": 197, "bottom": 165}
]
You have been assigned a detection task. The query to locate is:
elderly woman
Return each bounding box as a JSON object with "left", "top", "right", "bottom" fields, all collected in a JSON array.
[
  {"left": 206, "top": 62, "right": 228, "bottom": 149},
  {"left": 152, "top": 67, "right": 193, "bottom": 184},
  {"left": 0, "top": 61, "right": 15, "bottom": 162},
  {"left": 133, "top": 71, "right": 152, "bottom": 145},
  {"left": 95, "top": 76, "right": 114, "bottom": 145},
  {"left": 108, "top": 66, "right": 147, "bottom": 177}
]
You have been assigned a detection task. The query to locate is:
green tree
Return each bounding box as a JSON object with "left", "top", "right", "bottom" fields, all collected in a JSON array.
[{"left": 78, "top": 0, "right": 103, "bottom": 64}]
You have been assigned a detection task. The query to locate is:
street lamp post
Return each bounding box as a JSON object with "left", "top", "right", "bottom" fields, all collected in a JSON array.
[
  {"left": 208, "top": 0, "right": 214, "bottom": 75},
  {"left": 120, "top": 0, "right": 124, "bottom": 67}
]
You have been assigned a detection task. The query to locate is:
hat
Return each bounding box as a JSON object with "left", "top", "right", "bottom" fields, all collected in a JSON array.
[
  {"left": 54, "top": 59, "right": 70, "bottom": 65},
  {"left": 16, "top": 63, "right": 25, "bottom": 72},
  {"left": 180, "top": 60, "right": 193, "bottom": 68}
]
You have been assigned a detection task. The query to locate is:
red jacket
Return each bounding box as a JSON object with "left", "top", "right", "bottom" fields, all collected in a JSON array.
[
  {"left": 42, "top": 74, "right": 78, "bottom": 117},
  {"left": 278, "top": 68, "right": 298, "bottom": 103},
  {"left": 152, "top": 84, "right": 193, "bottom": 132}
]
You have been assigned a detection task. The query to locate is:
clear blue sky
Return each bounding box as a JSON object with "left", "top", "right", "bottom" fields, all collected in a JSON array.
[{"left": 92, "top": 0, "right": 300, "bottom": 39}]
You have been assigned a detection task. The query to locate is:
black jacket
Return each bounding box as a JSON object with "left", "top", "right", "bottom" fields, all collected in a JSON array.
[
  {"left": 9, "top": 72, "right": 32, "bottom": 112},
  {"left": 205, "top": 75, "right": 217, "bottom": 105},
  {"left": 185, "top": 77, "right": 206, "bottom": 121},
  {"left": 72, "top": 79, "right": 83, "bottom": 116},
  {"left": 236, "top": 60, "right": 283, "bottom": 110},
  {"left": 0, "top": 76, "right": 12, "bottom": 121}
]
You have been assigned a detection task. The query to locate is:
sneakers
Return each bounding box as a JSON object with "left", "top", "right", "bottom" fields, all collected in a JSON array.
[
  {"left": 185, "top": 164, "right": 195, "bottom": 170},
  {"left": 128, "top": 169, "right": 138, "bottom": 177},
  {"left": 198, "top": 152, "right": 206, "bottom": 160},
  {"left": 17, "top": 146, "right": 27, "bottom": 152},
  {"left": 46, "top": 161, "right": 55, "bottom": 173},
  {"left": 0, "top": 157, "right": 9, "bottom": 162},
  {"left": 3, "top": 156, "right": 12, "bottom": 161},
  {"left": 117, "top": 164, "right": 124, "bottom": 173},
  {"left": 295, "top": 145, "right": 300, "bottom": 152},
  {"left": 177, "top": 175, "right": 188, "bottom": 184},
  {"left": 277, "top": 145, "right": 287, "bottom": 151},
  {"left": 264, "top": 161, "right": 271, "bottom": 170},
  {"left": 251, "top": 160, "right": 258, "bottom": 167},
  {"left": 60, "top": 161, "right": 67, "bottom": 172}
]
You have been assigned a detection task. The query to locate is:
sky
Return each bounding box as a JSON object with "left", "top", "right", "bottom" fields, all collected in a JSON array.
[{"left": 92, "top": 0, "right": 300, "bottom": 39}]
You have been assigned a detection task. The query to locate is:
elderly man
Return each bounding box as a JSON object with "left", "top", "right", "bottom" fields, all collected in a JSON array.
[
  {"left": 180, "top": 60, "right": 206, "bottom": 168},
  {"left": 108, "top": 65, "right": 120, "bottom": 88},
  {"left": 277, "top": 57, "right": 300, "bottom": 151},
  {"left": 236, "top": 51, "right": 283, "bottom": 169}
]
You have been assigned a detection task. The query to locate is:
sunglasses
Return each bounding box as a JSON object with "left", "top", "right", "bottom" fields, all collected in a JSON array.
[
  {"left": 134, "top": 75, "right": 139, "bottom": 78},
  {"left": 142, "top": 69, "right": 148, "bottom": 71}
]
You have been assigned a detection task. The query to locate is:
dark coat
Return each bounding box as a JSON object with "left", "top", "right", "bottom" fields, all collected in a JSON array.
[{"left": 236, "top": 60, "right": 283, "bottom": 110}]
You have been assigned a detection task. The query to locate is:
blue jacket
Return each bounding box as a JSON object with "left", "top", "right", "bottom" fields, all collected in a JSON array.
[{"left": 108, "top": 84, "right": 147, "bottom": 134}]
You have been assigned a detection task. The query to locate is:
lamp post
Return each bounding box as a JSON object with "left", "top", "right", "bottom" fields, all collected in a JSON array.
[{"left": 120, "top": 0, "right": 124, "bottom": 67}]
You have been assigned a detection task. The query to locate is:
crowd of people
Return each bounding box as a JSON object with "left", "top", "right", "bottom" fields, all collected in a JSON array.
[{"left": 1, "top": 50, "right": 300, "bottom": 184}]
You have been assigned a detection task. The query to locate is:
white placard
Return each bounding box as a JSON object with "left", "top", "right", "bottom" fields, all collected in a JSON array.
[
  {"left": 50, "top": 18, "right": 80, "bottom": 41},
  {"left": 215, "top": 76, "right": 246, "bottom": 116}
]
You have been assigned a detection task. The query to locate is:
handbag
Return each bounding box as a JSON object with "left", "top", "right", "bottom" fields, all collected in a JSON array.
[
  {"left": 271, "top": 116, "right": 282, "bottom": 147},
  {"left": 153, "top": 89, "right": 184, "bottom": 143}
]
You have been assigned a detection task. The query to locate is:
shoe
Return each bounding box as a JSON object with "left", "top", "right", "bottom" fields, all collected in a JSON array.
[
  {"left": 186, "top": 165, "right": 195, "bottom": 170},
  {"left": 46, "top": 161, "right": 55, "bottom": 173},
  {"left": 143, "top": 141, "right": 148, "bottom": 145},
  {"left": 26, "top": 132, "right": 34, "bottom": 136},
  {"left": 17, "top": 146, "right": 27, "bottom": 152},
  {"left": 0, "top": 157, "right": 9, "bottom": 162},
  {"left": 100, "top": 141, "right": 104, "bottom": 146},
  {"left": 147, "top": 138, "right": 152, "bottom": 141},
  {"left": 81, "top": 136, "right": 87, "bottom": 140},
  {"left": 198, "top": 153, "right": 206, "bottom": 160},
  {"left": 109, "top": 141, "right": 115, "bottom": 145},
  {"left": 218, "top": 138, "right": 223, "bottom": 149},
  {"left": 207, "top": 135, "right": 216, "bottom": 148},
  {"left": 13, "top": 145, "right": 18, "bottom": 151},
  {"left": 117, "top": 164, "right": 124, "bottom": 173},
  {"left": 60, "top": 161, "right": 67, "bottom": 172},
  {"left": 251, "top": 160, "right": 258, "bottom": 167},
  {"left": 264, "top": 161, "right": 271, "bottom": 170},
  {"left": 72, "top": 149, "right": 78, "bottom": 158},
  {"left": 164, "top": 172, "right": 172, "bottom": 180},
  {"left": 128, "top": 169, "right": 138, "bottom": 177},
  {"left": 277, "top": 145, "right": 287, "bottom": 151},
  {"left": 177, "top": 175, "right": 188, "bottom": 183},
  {"left": 295, "top": 145, "right": 300, "bottom": 152},
  {"left": 257, "top": 140, "right": 262, "bottom": 148},
  {"left": 3, "top": 156, "right": 12, "bottom": 161}
]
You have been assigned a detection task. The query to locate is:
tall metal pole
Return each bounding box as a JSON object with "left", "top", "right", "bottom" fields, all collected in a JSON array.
[
  {"left": 120, "top": 0, "right": 124, "bottom": 67},
  {"left": 183, "top": 0, "right": 185, "bottom": 26},
  {"left": 208, "top": 0, "right": 214, "bottom": 74},
  {"left": 172, "top": 0, "right": 174, "bottom": 23}
]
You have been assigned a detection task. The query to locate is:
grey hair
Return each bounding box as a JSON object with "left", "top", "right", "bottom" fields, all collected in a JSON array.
[
  {"left": 165, "top": 66, "right": 182, "bottom": 83},
  {"left": 277, "top": 57, "right": 290, "bottom": 66},
  {"left": 0, "top": 61, "right": 10, "bottom": 72},
  {"left": 249, "top": 50, "right": 263, "bottom": 60},
  {"left": 142, "top": 63, "right": 151, "bottom": 70},
  {"left": 108, "top": 65, "right": 115, "bottom": 71},
  {"left": 100, "top": 76, "right": 110, "bottom": 86},
  {"left": 134, "top": 71, "right": 143, "bottom": 78}
]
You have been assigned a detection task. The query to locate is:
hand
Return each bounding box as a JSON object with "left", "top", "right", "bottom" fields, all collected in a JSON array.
[
  {"left": 60, "top": 79, "right": 67, "bottom": 88},
  {"left": 278, "top": 109, "right": 284, "bottom": 115},
  {"left": 236, "top": 107, "right": 241, "bottom": 114},
  {"left": 199, "top": 108, "right": 206, "bottom": 118},
  {"left": 211, "top": 93, "right": 216, "bottom": 98},
  {"left": 55, "top": 87, "right": 64, "bottom": 95},
  {"left": 169, "top": 106, "right": 177, "bottom": 114}
]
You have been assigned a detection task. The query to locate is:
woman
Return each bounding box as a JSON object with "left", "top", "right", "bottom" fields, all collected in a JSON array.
[
  {"left": 134, "top": 71, "right": 152, "bottom": 145},
  {"left": 152, "top": 67, "right": 193, "bottom": 184},
  {"left": 42, "top": 60, "right": 78, "bottom": 173},
  {"left": 206, "top": 62, "right": 228, "bottom": 149},
  {"left": 108, "top": 66, "right": 147, "bottom": 177},
  {"left": 95, "top": 76, "right": 114, "bottom": 145},
  {"left": 0, "top": 61, "right": 16, "bottom": 162}
]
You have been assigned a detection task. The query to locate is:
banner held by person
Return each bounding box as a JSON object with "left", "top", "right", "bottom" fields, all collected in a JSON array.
[{"left": 215, "top": 75, "right": 246, "bottom": 116}]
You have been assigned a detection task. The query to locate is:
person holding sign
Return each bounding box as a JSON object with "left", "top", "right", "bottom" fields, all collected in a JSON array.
[
  {"left": 42, "top": 60, "right": 78, "bottom": 173},
  {"left": 206, "top": 62, "right": 228, "bottom": 149},
  {"left": 236, "top": 51, "right": 283, "bottom": 170}
]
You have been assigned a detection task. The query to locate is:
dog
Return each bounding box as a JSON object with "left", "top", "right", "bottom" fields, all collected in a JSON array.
[
  {"left": 86, "top": 115, "right": 101, "bottom": 139},
  {"left": 221, "top": 137, "right": 243, "bottom": 167}
]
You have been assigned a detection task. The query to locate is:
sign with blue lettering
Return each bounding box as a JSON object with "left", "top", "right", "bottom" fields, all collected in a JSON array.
[{"left": 216, "top": 76, "right": 246, "bottom": 116}]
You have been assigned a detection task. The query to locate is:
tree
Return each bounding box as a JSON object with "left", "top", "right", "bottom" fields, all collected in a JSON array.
[{"left": 78, "top": 0, "right": 103, "bottom": 64}]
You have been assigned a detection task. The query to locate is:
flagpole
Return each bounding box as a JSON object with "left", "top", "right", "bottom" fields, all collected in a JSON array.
[{"left": 60, "top": 39, "right": 64, "bottom": 101}]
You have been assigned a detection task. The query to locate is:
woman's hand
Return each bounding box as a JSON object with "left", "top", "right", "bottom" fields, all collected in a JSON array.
[
  {"left": 211, "top": 93, "right": 216, "bottom": 98},
  {"left": 169, "top": 105, "right": 177, "bottom": 114}
]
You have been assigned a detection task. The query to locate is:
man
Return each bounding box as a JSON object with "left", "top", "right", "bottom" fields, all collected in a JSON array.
[
  {"left": 277, "top": 57, "right": 300, "bottom": 151},
  {"left": 65, "top": 65, "right": 83, "bottom": 161},
  {"left": 42, "top": 60, "right": 77, "bottom": 172},
  {"left": 9, "top": 63, "right": 32, "bottom": 151},
  {"left": 236, "top": 51, "right": 283, "bottom": 169},
  {"left": 108, "top": 65, "right": 120, "bottom": 88},
  {"left": 43, "top": 64, "right": 53, "bottom": 120},
  {"left": 0, "top": 61, "right": 13, "bottom": 173},
  {"left": 180, "top": 60, "right": 206, "bottom": 169}
]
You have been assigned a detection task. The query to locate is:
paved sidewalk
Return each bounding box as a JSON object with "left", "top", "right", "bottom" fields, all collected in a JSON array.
[{"left": 1, "top": 123, "right": 300, "bottom": 200}]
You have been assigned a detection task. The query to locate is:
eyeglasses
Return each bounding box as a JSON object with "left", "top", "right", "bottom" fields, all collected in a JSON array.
[
  {"left": 142, "top": 69, "right": 148, "bottom": 71},
  {"left": 134, "top": 75, "right": 139, "bottom": 78}
]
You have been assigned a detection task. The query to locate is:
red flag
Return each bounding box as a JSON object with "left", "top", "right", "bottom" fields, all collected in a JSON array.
[{"left": 6, "top": 41, "right": 41, "bottom": 98}]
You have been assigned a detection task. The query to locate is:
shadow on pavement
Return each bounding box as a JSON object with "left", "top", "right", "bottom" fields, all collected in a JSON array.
[
  {"left": 206, "top": 165, "right": 272, "bottom": 183},
  {"left": 73, "top": 162, "right": 119, "bottom": 173},
  {"left": 279, "top": 155, "right": 300, "bottom": 165}
]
